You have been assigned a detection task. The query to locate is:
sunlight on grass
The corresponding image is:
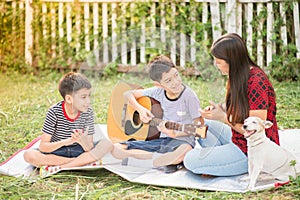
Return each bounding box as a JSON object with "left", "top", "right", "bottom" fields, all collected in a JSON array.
[{"left": 0, "top": 72, "right": 299, "bottom": 199}]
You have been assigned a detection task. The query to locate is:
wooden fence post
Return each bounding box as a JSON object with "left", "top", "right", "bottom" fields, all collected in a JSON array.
[
  {"left": 25, "top": 0, "right": 33, "bottom": 66},
  {"left": 93, "top": 2, "right": 99, "bottom": 65},
  {"left": 19, "top": 0, "right": 298, "bottom": 71},
  {"left": 130, "top": 3, "right": 136, "bottom": 65},
  {"left": 246, "top": 3, "right": 253, "bottom": 56},
  {"left": 227, "top": 0, "right": 237, "bottom": 33},
  {"left": 266, "top": 2, "right": 274, "bottom": 67},
  {"left": 210, "top": 0, "right": 222, "bottom": 41},
  {"left": 102, "top": 3, "right": 108, "bottom": 64},
  {"left": 293, "top": 1, "right": 300, "bottom": 58}
]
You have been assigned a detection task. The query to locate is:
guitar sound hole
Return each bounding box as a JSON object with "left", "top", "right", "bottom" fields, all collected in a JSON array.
[{"left": 133, "top": 111, "right": 141, "bottom": 126}]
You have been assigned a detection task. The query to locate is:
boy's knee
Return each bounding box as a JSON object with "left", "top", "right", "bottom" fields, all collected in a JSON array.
[
  {"left": 90, "top": 138, "right": 114, "bottom": 160},
  {"left": 23, "top": 150, "right": 35, "bottom": 163},
  {"left": 102, "top": 138, "right": 113, "bottom": 151}
]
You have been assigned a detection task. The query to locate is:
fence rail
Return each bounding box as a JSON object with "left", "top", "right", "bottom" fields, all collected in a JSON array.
[{"left": 3, "top": 0, "right": 300, "bottom": 72}]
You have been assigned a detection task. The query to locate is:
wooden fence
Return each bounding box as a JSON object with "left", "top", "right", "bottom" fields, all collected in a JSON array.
[{"left": 3, "top": 0, "right": 300, "bottom": 72}]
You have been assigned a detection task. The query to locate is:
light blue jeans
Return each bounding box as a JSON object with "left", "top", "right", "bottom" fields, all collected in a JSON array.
[{"left": 183, "top": 119, "right": 248, "bottom": 176}]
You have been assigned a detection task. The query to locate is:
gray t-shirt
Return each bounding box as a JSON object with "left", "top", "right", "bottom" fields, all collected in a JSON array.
[{"left": 142, "top": 85, "right": 201, "bottom": 146}]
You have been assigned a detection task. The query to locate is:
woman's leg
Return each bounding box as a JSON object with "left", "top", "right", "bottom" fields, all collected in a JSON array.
[
  {"left": 185, "top": 119, "right": 247, "bottom": 176},
  {"left": 183, "top": 142, "right": 248, "bottom": 176}
]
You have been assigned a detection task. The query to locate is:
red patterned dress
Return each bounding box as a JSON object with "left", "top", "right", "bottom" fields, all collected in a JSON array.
[{"left": 231, "top": 66, "right": 279, "bottom": 155}]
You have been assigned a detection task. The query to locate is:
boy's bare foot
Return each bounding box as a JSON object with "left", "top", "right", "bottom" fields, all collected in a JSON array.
[
  {"left": 112, "top": 143, "right": 153, "bottom": 160},
  {"left": 153, "top": 144, "right": 191, "bottom": 167},
  {"left": 111, "top": 144, "right": 132, "bottom": 160}
]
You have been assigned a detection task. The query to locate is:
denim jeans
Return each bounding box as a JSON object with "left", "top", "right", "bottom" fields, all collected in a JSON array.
[
  {"left": 183, "top": 119, "right": 248, "bottom": 176},
  {"left": 122, "top": 137, "right": 188, "bottom": 153},
  {"left": 43, "top": 144, "right": 84, "bottom": 158}
]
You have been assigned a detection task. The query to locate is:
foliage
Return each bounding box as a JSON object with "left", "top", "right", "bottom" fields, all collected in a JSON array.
[
  {"left": 267, "top": 2, "right": 300, "bottom": 81},
  {"left": 249, "top": 1, "right": 300, "bottom": 81},
  {"left": 269, "top": 44, "right": 300, "bottom": 82},
  {"left": 273, "top": 80, "right": 300, "bottom": 129},
  {"left": 0, "top": 0, "right": 299, "bottom": 81}
]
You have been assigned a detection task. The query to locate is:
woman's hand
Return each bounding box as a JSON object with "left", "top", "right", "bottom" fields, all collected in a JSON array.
[{"left": 200, "top": 101, "right": 227, "bottom": 122}]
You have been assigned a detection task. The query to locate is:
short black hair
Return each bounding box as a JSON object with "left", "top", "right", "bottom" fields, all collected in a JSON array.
[
  {"left": 58, "top": 72, "right": 91, "bottom": 99},
  {"left": 148, "top": 55, "right": 175, "bottom": 82}
]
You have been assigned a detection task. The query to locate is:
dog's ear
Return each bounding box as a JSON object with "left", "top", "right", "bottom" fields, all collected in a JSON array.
[{"left": 263, "top": 120, "right": 273, "bottom": 129}]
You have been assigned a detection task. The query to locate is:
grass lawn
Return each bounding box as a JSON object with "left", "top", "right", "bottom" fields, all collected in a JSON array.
[{"left": 0, "top": 72, "right": 299, "bottom": 199}]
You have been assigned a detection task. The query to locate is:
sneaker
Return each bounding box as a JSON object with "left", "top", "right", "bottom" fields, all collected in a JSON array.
[
  {"left": 163, "top": 163, "right": 184, "bottom": 174},
  {"left": 40, "top": 165, "right": 61, "bottom": 178}
]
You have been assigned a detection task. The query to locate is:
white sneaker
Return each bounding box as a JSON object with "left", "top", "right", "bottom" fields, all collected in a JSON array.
[{"left": 40, "top": 165, "right": 61, "bottom": 178}]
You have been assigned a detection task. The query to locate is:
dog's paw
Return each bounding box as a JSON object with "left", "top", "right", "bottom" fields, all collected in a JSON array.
[
  {"left": 247, "top": 181, "right": 256, "bottom": 191},
  {"left": 248, "top": 185, "right": 256, "bottom": 192}
]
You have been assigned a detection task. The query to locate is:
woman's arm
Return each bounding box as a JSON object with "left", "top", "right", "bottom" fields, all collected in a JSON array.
[
  {"left": 222, "top": 110, "right": 267, "bottom": 134},
  {"left": 200, "top": 101, "right": 267, "bottom": 134}
]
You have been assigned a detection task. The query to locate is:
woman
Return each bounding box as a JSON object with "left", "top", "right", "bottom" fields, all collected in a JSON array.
[{"left": 183, "top": 33, "right": 279, "bottom": 176}]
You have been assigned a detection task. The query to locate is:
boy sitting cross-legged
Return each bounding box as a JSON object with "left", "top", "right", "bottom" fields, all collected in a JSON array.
[
  {"left": 23, "top": 72, "right": 113, "bottom": 177},
  {"left": 111, "top": 55, "right": 205, "bottom": 173}
]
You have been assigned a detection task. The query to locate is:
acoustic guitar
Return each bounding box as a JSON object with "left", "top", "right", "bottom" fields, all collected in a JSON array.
[{"left": 107, "top": 82, "right": 208, "bottom": 143}]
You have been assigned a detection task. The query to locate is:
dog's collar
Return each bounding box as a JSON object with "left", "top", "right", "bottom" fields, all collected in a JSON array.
[{"left": 247, "top": 137, "right": 268, "bottom": 147}]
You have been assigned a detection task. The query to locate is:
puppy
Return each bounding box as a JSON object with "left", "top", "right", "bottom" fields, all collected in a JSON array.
[{"left": 242, "top": 116, "right": 296, "bottom": 190}]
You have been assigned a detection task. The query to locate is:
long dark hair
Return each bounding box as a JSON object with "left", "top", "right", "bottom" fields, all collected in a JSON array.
[{"left": 211, "top": 33, "right": 258, "bottom": 125}]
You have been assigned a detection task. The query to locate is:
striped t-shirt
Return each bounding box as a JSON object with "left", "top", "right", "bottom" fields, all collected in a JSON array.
[{"left": 42, "top": 101, "right": 95, "bottom": 144}]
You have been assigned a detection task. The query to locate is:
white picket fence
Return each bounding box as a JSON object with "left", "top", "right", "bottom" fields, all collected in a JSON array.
[{"left": 9, "top": 0, "right": 300, "bottom": 70}]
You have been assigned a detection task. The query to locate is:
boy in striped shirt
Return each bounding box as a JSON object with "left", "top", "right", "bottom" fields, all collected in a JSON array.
[{"left": 23, "top": 72, "right": 113, "bottom": 176}]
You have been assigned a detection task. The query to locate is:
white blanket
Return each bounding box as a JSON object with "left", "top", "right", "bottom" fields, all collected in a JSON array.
[{"left": 1, "top": 124, "right": 299, "bottom": 193}]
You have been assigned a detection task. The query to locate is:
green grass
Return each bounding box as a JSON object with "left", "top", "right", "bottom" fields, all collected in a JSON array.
[{"left": 0, "top": 72, "right": 299, "bottom": 199}]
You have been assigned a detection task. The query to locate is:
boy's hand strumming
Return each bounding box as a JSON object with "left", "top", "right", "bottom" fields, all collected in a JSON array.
[{"left": 138, "top": 107, "right": 154, "bottom": 124}]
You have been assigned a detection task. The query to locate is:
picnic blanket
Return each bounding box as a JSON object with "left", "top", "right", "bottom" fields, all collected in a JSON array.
[{"left": 1, "top": 124, "right": 299, "bottom": 193}]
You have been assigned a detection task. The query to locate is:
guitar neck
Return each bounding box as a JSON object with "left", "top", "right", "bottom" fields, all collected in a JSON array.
[
  {"left": 149, "top": 118, "right": 185, "bottom": 132},
  {"left": 148, "top": 117, "right": 208, "bottom": 139}
]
